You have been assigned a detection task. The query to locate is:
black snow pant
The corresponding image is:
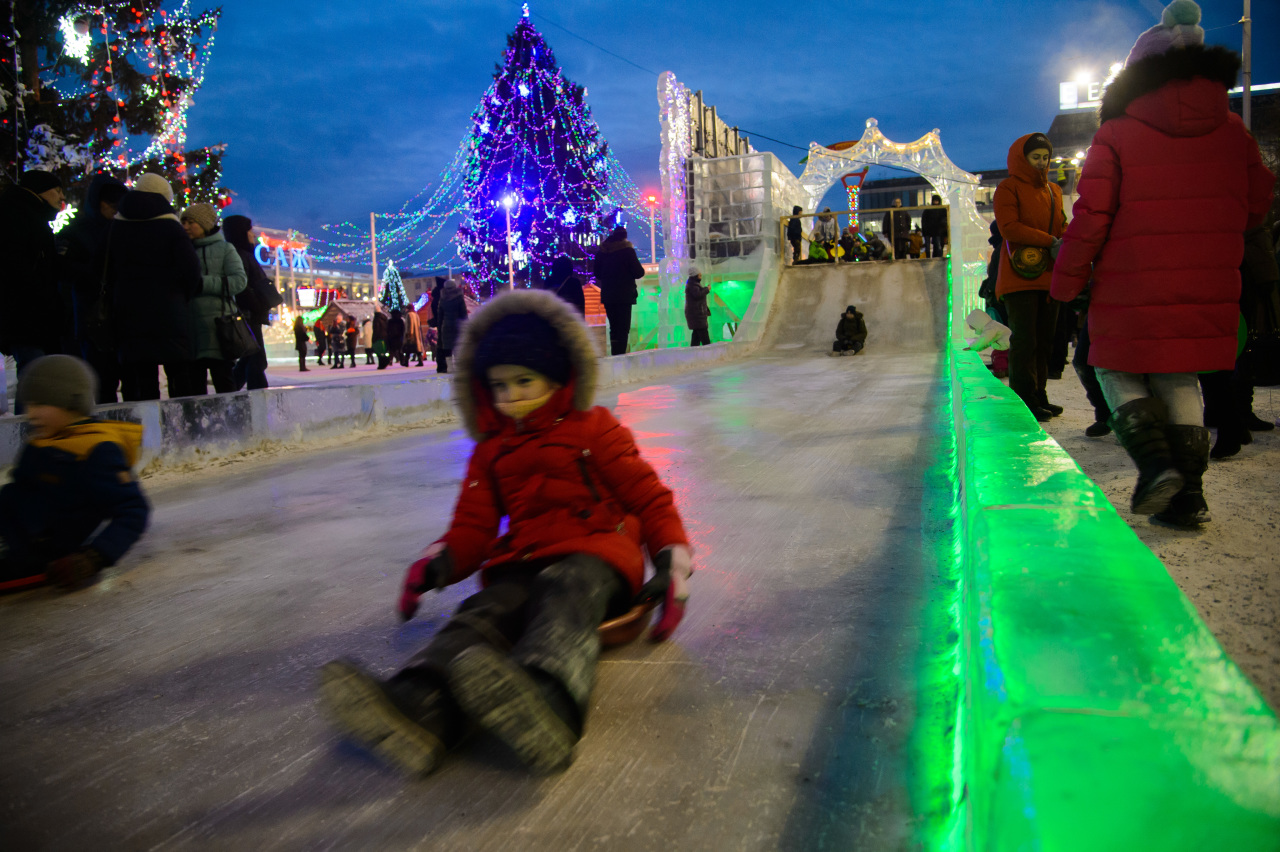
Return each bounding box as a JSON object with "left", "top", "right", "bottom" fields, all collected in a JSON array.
[
  {"left": 690, "top": 327, "right": 710, "bottom": 347},
  {"left": 1003, "top": 290, "right": 1059, "bottom": 411},
  {"left": 435, "top": 348, "right": 451, "bottom": 373},
  {"left": 833, "top": 338, "right": 864, "bottom": 354},
  {"left": 604, "top": 302, "right": 632, "bottom": 356},
  {"left": 1072, "top": 319, "right": 1110, "bottom": 423},
  {"left": 396, "top": 553, "right": 627, "bottom": 742}
]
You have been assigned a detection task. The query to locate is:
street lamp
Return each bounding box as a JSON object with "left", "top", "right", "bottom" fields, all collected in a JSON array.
[
  {"left": 646, "top": 194, "right": 658, "bottom": 263},
  {"left": 502, "top": 194, "right": 516, "bottom": 289}
]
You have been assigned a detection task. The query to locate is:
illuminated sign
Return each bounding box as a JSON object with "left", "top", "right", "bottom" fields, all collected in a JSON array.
[
  {"left": 255, "top": 243, "right": 311, "bottom": 270},
  {"left": 1060, "top": 80, "right": 1104, "bottom": 110},
  {"left": 297, "top": 288, "right": 317, "bottom": 307}
]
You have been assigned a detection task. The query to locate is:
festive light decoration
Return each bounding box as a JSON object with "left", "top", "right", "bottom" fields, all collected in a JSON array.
[
  {"left": 841, "top": 167, "right": 868, "bottom": 233},
  {"left": 4, "top": 2, "right": 225, "bottom": 206},
  {"left": 307, "top": 12, "right": 656, "bottom": 298},
  {"left": 379, "top": 260, "right": 408, "bottom": 313}
]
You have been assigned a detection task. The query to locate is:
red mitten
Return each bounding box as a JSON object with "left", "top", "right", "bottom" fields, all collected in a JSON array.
[
  {"left": 648, "top": 545, "right": 691, "bottom": 642},
  {"left": 397, "top": 546, "right": 452, "bottom": 622}
]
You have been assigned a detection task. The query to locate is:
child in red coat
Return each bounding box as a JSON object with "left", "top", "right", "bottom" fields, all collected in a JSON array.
[{"left": 320, "top": 289, "right": 692, "bottom": 777}]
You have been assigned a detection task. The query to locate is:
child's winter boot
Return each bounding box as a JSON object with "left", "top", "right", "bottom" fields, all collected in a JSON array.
[
  {"left": 447, "top": 645, "right": 578, "bottom": 774},
  {"left": 318, "top": 659, "right": 462, "bottom": 777}
]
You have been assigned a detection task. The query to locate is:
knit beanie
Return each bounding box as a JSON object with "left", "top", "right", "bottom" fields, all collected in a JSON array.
[
  {"left": 1126, "top": 0, "right": 1204, "bottom": 67},
  {"left": 19, "top": 170, "right": 62, "bottom": 194},
  {"left": 473, "top": 312, "right": 572, "bottom": 387},
  {"left": 1022, "top": 133, "right": 1053, "bottom": 157},
  {"left": 133, "top": 173, "right": 174, "bottom": 202},
  {"left": 98, "top": 181, "right": 127, "bottom": 206},
  {"left": 181, "top": 202, "right": 219, "bottom": 234},
  {"left": 17, "top": 355, "right": 98, "bottom": 417}
]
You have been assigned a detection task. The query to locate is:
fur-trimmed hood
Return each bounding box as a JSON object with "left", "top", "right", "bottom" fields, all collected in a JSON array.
[
  {"left": 453, "top": 288, "right": 600, "bottom": 440},
  {"left": 1100, "top": 44, "right": 1239, "bottom": 127}
]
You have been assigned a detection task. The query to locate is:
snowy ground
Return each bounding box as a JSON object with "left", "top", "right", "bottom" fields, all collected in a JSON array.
[{"left": 1034, "top": 365, "right": 1280, "bottom": 711}]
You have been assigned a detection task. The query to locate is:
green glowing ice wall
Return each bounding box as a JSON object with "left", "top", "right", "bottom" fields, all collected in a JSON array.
[
  {"left": 625, "top": 273, "right": 758, "bottom": 350},
  {"left": 925, "top": 264, "right": 1280, "bottom": 850}
]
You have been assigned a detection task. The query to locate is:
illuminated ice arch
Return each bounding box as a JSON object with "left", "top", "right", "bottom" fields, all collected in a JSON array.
[{"left": 797, "top": 118, "right": 991, "bottom": 331}]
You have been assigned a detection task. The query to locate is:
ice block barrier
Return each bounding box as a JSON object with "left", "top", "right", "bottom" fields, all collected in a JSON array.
[
  {"left": 945, "top": 348, "right": 1280, "bottom": 851},
  {"left": 0, "top": 340, "right": 754, "bottom": 474}
]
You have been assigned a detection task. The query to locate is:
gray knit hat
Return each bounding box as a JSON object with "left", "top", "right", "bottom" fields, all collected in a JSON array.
[
  {"left": 1125, "top": 0, "right": 1204, "bottom": 67},
  {"left": 18, "top": 355, "right": 98, "bottom": 417},
  {"left": 180, "top": 202, "right": 219, "bottom": 234}
]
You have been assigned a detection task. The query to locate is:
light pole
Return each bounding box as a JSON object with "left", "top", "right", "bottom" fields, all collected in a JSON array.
[
  {"left": 502, "top": 194, "right": 516, "bottom": 289},
  {"left": 1242, "top": 0, "right": 1252, "bottom": 129},
  {"left": 646, "top": 194, "right": 658, "bottom": 263}
]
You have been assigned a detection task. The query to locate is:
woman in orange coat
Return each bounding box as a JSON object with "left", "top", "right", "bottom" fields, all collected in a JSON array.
[{"left": 994, "top": 132, "right": 1066, "bottom": 421}]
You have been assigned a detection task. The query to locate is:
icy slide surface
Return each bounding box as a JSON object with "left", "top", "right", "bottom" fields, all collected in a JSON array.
[{"left": 0, "top": 349, "right": 949, "bottom": 850}]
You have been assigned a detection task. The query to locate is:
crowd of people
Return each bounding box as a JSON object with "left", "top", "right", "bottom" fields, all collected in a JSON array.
[
  {"left": 0, "top": 171, "right": 282, "bottom": 409},
  {"left": 979, "top": 5, "right": 1276, "bottom": 532},
  {"left": 786, "top": 195, "right": 950, "bottom": 265}
]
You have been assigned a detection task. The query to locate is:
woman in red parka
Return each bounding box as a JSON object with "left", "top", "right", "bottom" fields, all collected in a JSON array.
[
  {"left": 994, "top": 132, "right": 1067, "bottom": 421},
  {"left": 1051, "top": 0, "right": 1274, "bottom": 528},
  {"left": 319, "top": 289, "right": 692, "bottom": 778}
]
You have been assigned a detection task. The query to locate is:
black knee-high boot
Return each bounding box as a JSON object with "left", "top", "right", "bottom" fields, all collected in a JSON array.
[
  {"left": 1153, "top": 425, "right": 1211, "bottom": 528},
  {"left": 1109, "top": 398, "right": 1184, "bottom": 515}
]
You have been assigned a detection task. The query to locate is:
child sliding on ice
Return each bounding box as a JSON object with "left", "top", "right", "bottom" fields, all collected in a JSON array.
[{"left": 320, "top": 289, "right": 692, "bottom": 776}]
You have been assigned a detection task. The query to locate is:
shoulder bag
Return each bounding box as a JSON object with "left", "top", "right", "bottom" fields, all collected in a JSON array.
[
  {"left": 214, "top": 273, "right": 261, "bottom": 360},
  {"left": 1006, "top": 189, "right": 1056, "bottom": 280}
]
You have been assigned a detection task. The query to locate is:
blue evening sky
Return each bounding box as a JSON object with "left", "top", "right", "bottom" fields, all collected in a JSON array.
[{"left": 184, "top": 0, "right": 1278, "bottom": 264}]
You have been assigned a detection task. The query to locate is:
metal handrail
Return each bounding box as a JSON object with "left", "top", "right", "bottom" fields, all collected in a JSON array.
[{"left": 779, "top": 204, "right": 950, "bottom": 264}]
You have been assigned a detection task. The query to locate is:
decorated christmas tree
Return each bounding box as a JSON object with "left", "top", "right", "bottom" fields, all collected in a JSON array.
[
  {"left": 380, "top": 261, "right": 408, "bottom": 312},
  {"left": 456, "top": 8, "right": 612, "bottom": 298},
  {"left": 2, "top": 1, "right": 227, "bottom": 206}
]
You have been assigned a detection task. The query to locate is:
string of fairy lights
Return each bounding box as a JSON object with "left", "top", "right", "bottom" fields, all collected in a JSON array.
[
  {"left": 34, "top": 2, "right": 221, "bottom": 205},
  {"left": 307, "top": 10, "right": 657, "bottom": 292}
]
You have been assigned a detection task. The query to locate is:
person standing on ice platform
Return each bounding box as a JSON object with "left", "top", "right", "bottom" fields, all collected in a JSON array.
[
  {"left": 593, "top": 225, "right": 646, "bottom": 356},
  {"left": 994, "top": 132, "right": 1066, "bottom": 423},
  {"left": 293, "top": 315, "right": 310, "bottom": 372},
  {"left": 685, "top": 272, "right": 711, "bottom": 346},
  {"left": 319, "top": 289, "right": 693, "bottom": 777},
  {"left": 1051, "top": 0, "right": 1274, "bottom": 529}
]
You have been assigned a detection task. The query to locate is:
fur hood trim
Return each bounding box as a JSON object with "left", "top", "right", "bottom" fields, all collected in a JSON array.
[
  {"left": 597, "top": 239, "right": 635, "bottom": 254},
  {"left": 453, "top": 288, "right": 600, "bottom": 440},
  {"left": 1100, "top": 44, "right": 1239, "bottom": 124}
]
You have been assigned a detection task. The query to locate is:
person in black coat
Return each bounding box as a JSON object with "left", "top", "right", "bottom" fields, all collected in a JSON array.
[
  {"left": 434, "top": 280, "right": 468, "bottom": 373},
  {"left": 386, "top": 309, "right": 406, "bottom": 367},
  {"left": 545, "top": 255, "right": 585, "bottom": 317},
  {"left": 293, "top": 315, "right": 310, "bottom": 372},
  {"left": 786, "top": 206, "right": 804, "bottom": 265},
  {"left": 920, "top": 194, "right": 949, "bottom": 258},
  {"left": 0, "top": 170, "right": 65, "bottom": 411},
  {"left": 102, "top": 173, "right": 202, "bottom": 401},
  {"left": 881, "top": 198, "right": 912, "bottom": 260},
  {"left": 224, "top": 214, "right": 278, "bottom": 390},
  {"left": 372, "top": 310, "right": 390, "bottom": 369},
  {"left": 55, "top": 174, "right": 127, "bottom": 403},
  {"left": 593, "top": 225, "right": 646, "bottom": 355}
]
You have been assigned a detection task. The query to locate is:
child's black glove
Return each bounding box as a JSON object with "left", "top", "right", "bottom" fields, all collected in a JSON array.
[
  {"left": 635, "top": 546, "right": 691, "bottom": 642},
  {"left": 398, "top": 546, "right": 454, "bottom": 621}
]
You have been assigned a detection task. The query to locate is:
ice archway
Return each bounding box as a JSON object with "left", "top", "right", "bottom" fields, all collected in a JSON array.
[{"left": 797, "top": 119, "right": 990, "bottom": 325}]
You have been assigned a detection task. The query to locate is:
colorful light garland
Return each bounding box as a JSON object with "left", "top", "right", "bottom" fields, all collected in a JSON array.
[{"left": 16, "top": 2, "right": 224, "bottom": 206}]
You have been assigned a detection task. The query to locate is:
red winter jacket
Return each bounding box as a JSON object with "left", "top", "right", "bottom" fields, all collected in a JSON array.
[
  {"left": 1051, "top": 47, "right": 1275, "bottom": 374},
  {"left": 437, "top": 289, "right": 687, "bottom": 595}
]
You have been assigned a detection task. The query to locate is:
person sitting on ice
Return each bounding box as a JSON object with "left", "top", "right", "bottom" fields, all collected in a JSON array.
[
  {"left": 0, "top": 355, "right": 149, "bottom": 593},
  {"left": 831, "top": 305, "right": 867, "bottom": 356},
  {"left": 319, "top": 288, "right": 693, "bottom": 777}
]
